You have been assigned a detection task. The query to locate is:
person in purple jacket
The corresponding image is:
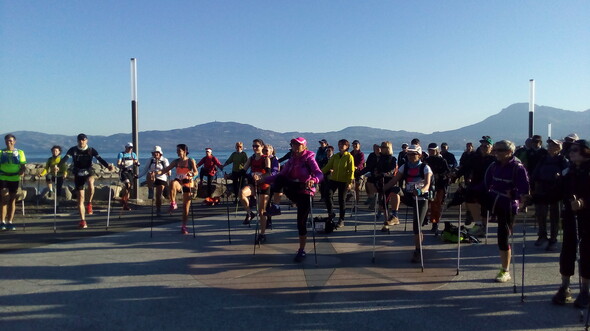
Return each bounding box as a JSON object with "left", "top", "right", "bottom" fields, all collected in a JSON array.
[
  {"left": 265, "top": 137, "right": 323, "bottom": 263},
  {"left": 483, "top": 140, "right": 530, "bottom": 283}
]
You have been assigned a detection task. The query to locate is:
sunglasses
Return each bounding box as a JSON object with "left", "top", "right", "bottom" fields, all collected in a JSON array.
[
  {"left": 252, "top": 145, "right": 260, "bottom": 148},
  {"left": 290, "top": 143, "right": 301, "bottom": 147}
]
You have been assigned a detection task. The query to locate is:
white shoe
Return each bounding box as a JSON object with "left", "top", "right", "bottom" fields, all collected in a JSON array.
[{"left": 495, "top": 269, "right": 511, "bottom": 283}]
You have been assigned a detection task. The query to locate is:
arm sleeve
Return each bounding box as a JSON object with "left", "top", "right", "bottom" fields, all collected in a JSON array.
[{"left": 93, "top": 149, "right": 110, "bottom": 168}]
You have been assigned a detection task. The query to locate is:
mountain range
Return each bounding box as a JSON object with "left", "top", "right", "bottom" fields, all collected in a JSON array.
[{"left": 5, "top": 103, "right": 589, "bottom": 154}]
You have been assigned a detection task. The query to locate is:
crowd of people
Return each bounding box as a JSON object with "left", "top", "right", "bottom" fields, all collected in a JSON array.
[{"left": 1, "top": 132, "right": 589, "bottom": 309}]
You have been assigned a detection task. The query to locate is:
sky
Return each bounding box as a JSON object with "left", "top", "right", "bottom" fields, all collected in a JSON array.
[{"left": 1, "top": 0, "right": 589, "bottom": 136}]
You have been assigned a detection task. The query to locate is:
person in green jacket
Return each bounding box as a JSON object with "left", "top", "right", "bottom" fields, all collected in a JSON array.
[
  {"left": 322, "top": 139, "right": 355, "bottom": 228},
  {"left": 0, "top": 134, "right": 26, "bottom": 231},
  {"left": 223, "top": 142, "right": 248, "bottom": 201},
  {"left": 39, "top": 145, "right": 68, "bottom": 199}
]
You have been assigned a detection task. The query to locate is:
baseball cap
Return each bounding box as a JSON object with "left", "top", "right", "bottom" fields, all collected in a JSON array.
[
  {"left": 292, "top": 137, "right": 307, "bottom": 147},
  {"left": 205, "top": 148, "right": 212, "bottom": 153},
  {"left": 77, "top": 133, "right": 87, "bottom": 141},
  {"left": 479, "top": 136, "right": 493, "bottom": 145},
  {"left": 319, "top": 139, "right": 328, "bottom": 144},
  {"left": 427, "top": 143, "right": 438, "bottom": 150},
  {"left": 565, "top": 133, "right": 580, "bottom": 142},
  {"left": 125, "top": 142, "right": 133, "bottom": 148},
  {"left": 352, "top": 140, "right": 360, "bottom": 145},
  {"left": 546, "top": 138, "right": 562, "bottom": 146},
  {"left": 152, "top": 146, "right": 163, "bottom": 154}
]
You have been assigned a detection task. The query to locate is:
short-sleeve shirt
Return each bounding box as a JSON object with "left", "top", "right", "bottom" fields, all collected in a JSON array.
[{"left": 0, "top": 149, "right": 26, "bottom": 181}]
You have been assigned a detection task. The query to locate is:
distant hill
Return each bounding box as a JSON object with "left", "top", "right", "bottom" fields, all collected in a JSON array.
[{"left": 4, "top": 103, "right": 589, "bottom": 154}]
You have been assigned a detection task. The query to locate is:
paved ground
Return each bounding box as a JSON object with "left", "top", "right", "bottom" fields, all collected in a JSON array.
[{"left": 1, "top": 197, "right": 588, "bottom": 330}]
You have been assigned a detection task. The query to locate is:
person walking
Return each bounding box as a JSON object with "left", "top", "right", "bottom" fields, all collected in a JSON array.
[
  {"left": 155, "top": 144, "right": 198, "bottom": 234},
  {"left": 117, "top": 142, "right": 139, "bottom": 210},
  {"left": 351, "top": 140, "right": 365, "bottom": 203},
  {"left": 59, "top": 134, "right": 114, "bottom": 228},
  {"left": 39, "top": 145, "right": 67, "bottom": 200},
  {"left": 265, "top": 137, "right": 323, "bottom": 262},
  {"left": 197, "top": 148, "right": 223, "bottom": 199},
  {"left": 483, "top": 140, "right": 529, "bottom": 283},
  {"left": 0, "top": 134, "right": 26, "bottom": 231},
  {"left": 425, "top": 143, "right": 450, "bottom": 234},
  {"left": 321, "top": 139, "right": 355, "bottom": 228},
  {"left": 223, "top": 142, "right": 248, "bottom": 201},
  {"left": 440, "top": 142, "right": 458, "bottom": 170},
  {"left": 146, "top": 146, "right": 170, "bottom": 217}
]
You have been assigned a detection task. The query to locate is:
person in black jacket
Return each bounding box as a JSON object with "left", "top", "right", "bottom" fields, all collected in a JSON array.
[
  {"left": 425, "top": 143, "right": 450, "bottom": 234},
  {"left": 530, "top": 138, "right": 568, "bottom": 251}
]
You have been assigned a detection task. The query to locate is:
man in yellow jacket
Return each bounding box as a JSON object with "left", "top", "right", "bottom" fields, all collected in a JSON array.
[{"left": 321, "top": 139, "right": 355, "bottom": 228}]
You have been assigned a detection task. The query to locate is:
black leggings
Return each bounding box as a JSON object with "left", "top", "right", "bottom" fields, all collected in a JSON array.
[
  {"left": 325, "top": 180, "right": 348, "bottom": 220},
  {"left": 271, "top": 175, "right": 311, "bottom": 236},
  {"left": 494, "top": 206, "right": 515, "bottom": 251},
  {"left": 400, "top": 194, "right": 428, "bottom": 235},
  {"left": 560, "top": 210, "right": 590, "bottom": 279},
  {"left": 200, "top": 173, "right": 215, "bottom": 197}
]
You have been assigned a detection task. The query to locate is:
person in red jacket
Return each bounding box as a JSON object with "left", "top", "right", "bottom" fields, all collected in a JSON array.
[{"left": 197, "top": 148, "right": 223, "bottom": 199}]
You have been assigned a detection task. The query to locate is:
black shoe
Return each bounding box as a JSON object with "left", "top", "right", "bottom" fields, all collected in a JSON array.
[
  {"left": 243, "top": 211, "right": 255, "bottom": 225},
  {"left": 535, "top": 236, "right": 548, "bottom": 247},
  {"left": 255, "top": 234, "right": 266, "bottom": 245},
  {"left": 422, "top": 217, "right": 429, "bottom": 227},
  {"left": 411, "top": 250, "right": 421, "bottom": 263},
  {"left": 266, "top": 217, "right": 273, "bottom": 229},
  {"left": 431, "top": 222, "right": 439, "bottom": 234},
  {"left": 574, "top": 291, "right": 589, "bottom": 309},
  {"left": 294, "top": 249, "right": 306, "bottom": 263},
  {"left": 552, "top": 286, "right": 573, "bottom": 305},
  {"left": 546, "top": 239, "right": 558, "bottom": 252}
]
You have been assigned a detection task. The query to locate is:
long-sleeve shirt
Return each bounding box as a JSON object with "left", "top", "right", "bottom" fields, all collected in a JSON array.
[
  {"left": 223, "top": 151, "right": 248, "bottom": 173},
  {"left": 321, "top": 151, "right": 355, "bottom": 184},
  {"left": 40, "top": 156, "right": 68, "bottom": 177},
  {"left": 267, "top": 150, "right": 323, "bottom": 196},
  {"left": 483, "top": 157, "right": 529, "bottom": 214},
  {"left": 197, "top": 155, "right": 222, "bottom": 176}
]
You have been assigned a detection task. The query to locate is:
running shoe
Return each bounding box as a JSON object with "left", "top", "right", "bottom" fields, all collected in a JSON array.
[
  {"left": 255, "top": 234, "right": 266, "bottom": 245},
  {"left": 86, "top": 203, "right": 93, "bottom": 215},
  {"left": 411, "top": 250, "right": 421, "bottom": 263},
  {"left": 180, "top": 226, "right": 189, "bottom": 235},
  {"left": 574, "top": 291, "right": 589, "bottom": 309},
  {"left": 169, "top": 201, "right": 178, "bottom": 213},
  {"left": 294, "top": 249, "right": 306, "bottom": 263},
  {"left": 0, "top": 223, "right": 6, "bottom": 231},
  {"left": 495, "top": 269, "right": 511, "bottom": 283},
  {"left": 546, "top": 239, "right": 558, "bottom": 252},
  {"left": 78, "top": 220, "right": 88, "bottom": 229},
  {"left": 551, "top": 286, "right": 573, "bottom": 305},
  {"left": 386, "top": 215, "right": 400, "bottom": 226},
  {"left": 7, "top": 223, "right": 16, "bottom": 231},
  {"left": 336, "top": 219, "right": 344, "bottom": 228},
  {"left": 243, "top": 211, "right": 255, "bottom": 225},
  {"left": 469, "top": 224, "right": 486, "bottom": 237},
  {"left": 267, "top": 204, "right": 281, "bottom": 216},
  {"left": 535, "top": 236, "right": 548, "bottom": 247},
  {"left": 381, "top": 224, "right": 390, "bottom": 232},
  {"left": 431, "top": 222, "right": 439, "bottom": 234}
]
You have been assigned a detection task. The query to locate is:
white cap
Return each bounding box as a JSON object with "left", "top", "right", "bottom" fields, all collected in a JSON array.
[
  {"left": 407, "top": 144, "right": 422, "bottom": 155},
  {"left": 125, "top": 142, "right": 133, "bottom": 148},
  {"left": 152, "top": 146, "right": 163, "bottom": 154}
]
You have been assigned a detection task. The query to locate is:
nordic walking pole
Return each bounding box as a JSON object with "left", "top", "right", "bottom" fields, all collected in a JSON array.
[
  {"left": 150, "top": 193, "right": 154, "bottom": 238},
  {"left": 404, "top": 206, "right": 409, "bottom": 232},
  {"left": 106, "top": 183, "right": 112, "bottom": 231},
  {"left": 485, "top": 210, "right": 490, "bottom": 245},
  {"left": 372, "top": 193, "right": 378, "bottom": 263},
  {"left": 308, "top": 191, "right": 318, "bottom": 266},
  {"left": 191, "top": 188, "right": 196, "bottom": 239},
  {"left": 253, "top": 184, "right": 260, "bottom": 255},
  {"left": 353, "top": 181, "right": 358, "bottom": 233},
  {"left": 457, "top": 203, "right": 462, "bottom": 275},
  {"left": 53, "top": 174, "right": 58, "bottom": 233},
  {"left": 572, "top": 196, "right": 587, "bottom": 324},
  {"left": 235, "top": 175, "right": 243, "bottom": 217},
  {"left": 512, "top": 218, "right": 517, "bottom": 293},
  {"left": 521, "top": 208, "right": 527, "bottom": 302},
  {"left": 224, "top": 172, "right": 232, "bottom": 244},
  {"left": 415, "top": 195, "right": 425, "bottom": 272}
]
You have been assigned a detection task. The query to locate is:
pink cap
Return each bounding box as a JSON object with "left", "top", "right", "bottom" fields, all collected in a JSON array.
[{"left": 291, "top": 137, "right": 307, "bottom": 147}]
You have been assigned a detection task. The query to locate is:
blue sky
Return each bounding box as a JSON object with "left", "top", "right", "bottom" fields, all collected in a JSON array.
[{"left": 1, "top": 0, "right": 588, "bottom": 136}]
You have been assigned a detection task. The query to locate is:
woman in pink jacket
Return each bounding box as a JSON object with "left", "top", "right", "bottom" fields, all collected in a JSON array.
[{"left": 266, "top": 137, "right": 323, "bottom": 262}]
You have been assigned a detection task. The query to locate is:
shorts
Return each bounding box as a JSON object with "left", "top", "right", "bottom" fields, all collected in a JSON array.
[
  {"left": 74, "top": 175, "right": 92, "bottom": 191},
  {"left": 154, "top": 178, "right": 167, "bottom": 186},
  {"left": 0, "top": 180, "right": 19, "bottom": 194},
  {"left": 120, "top": 170, "right": 134, "bottom": 185},
  {"left": 174, "top": 178, "right": 193, "bottom": 193},
  {"left": 252, "top": 184, "right": 270, "bottom": 196}
]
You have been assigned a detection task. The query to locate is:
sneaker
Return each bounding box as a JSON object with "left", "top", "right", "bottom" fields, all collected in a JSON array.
[
  {"left": 422, "top": 216, "right": 429, "bottom": 227},
  {"left": 148, "top": 188, "right": 154, "bottom": 199},
  {"left": 180, "top": 226, "right": 189, "bottom": 235},
  {"left": 267, "top": 204, "right": 282, "bottom": 216},
  {"left": 546, "top": 239, "right": 558, "bottom": 252},
  {"left": 0, "top": 223, "right": 6, "bottom": 231},
  {"left": 7, "top": 223, "right": 16, "bottom": 231},
  {"left": 243, "top": 211, "right": 256, "bottom": 225},
  {"left": 411, "top": 250, "right": 421, "bottom": 263},
  {"left": 381, "top": 224, "right": 390, "bottom": 232},
  {"left": 294, "top": 249, "right": 306, "bottom": 263},
  {"left": 78, "top": 220, "right": 88, "bottom": 229},
  {"left": 535, "top": 236, "right": 548, "bottom": 247},
  {"left": 574, "top": 291, "right": 590, "bottom": 309},
  {"left": 86, "top": 203, "right": 93, "bottom": 215},
  {"left": 495, "top": 269, "right": 511, "bottom": 283},
  {"left": 169, "top": 201, "right": 178, "bottom": 213},
  {"left": 552, "top": 286, "right": 573, "bottom": 305},
  {"left": 469, "top": 224, "right": 486, "bottom": 237},
  {"left": 255, "top": 234, "right": 266, "bottom": 245},
  {"left": 336, "top": 219, "right": 344, "bottom": 228},
  {"left": 431, "top": 222, "right": 439, "bottom": 234},
  {"left": 266, "top": 218, "right": 273, "bottom": 229},
  {"left": 386, "top": 215, "right": 400, "bottom": 226}
]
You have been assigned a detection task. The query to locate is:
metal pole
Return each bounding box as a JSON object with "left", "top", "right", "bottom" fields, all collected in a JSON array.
[
  {"left": 529, "top": 79, "right": 535, "bottom": 138},
  {"left": 130, "top": 58, "right": 139, "bottom": 200}
]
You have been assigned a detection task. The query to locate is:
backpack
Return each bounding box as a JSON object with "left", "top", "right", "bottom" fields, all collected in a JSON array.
[
  {"left": 313, "top": 216, "right": 336, "bottom": 234},
  {"left": 441, "top": 221, "right": 480, "bottom": 243},
  {"left": 402, "top": 162, "right": 435, "bottom": 200}
]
